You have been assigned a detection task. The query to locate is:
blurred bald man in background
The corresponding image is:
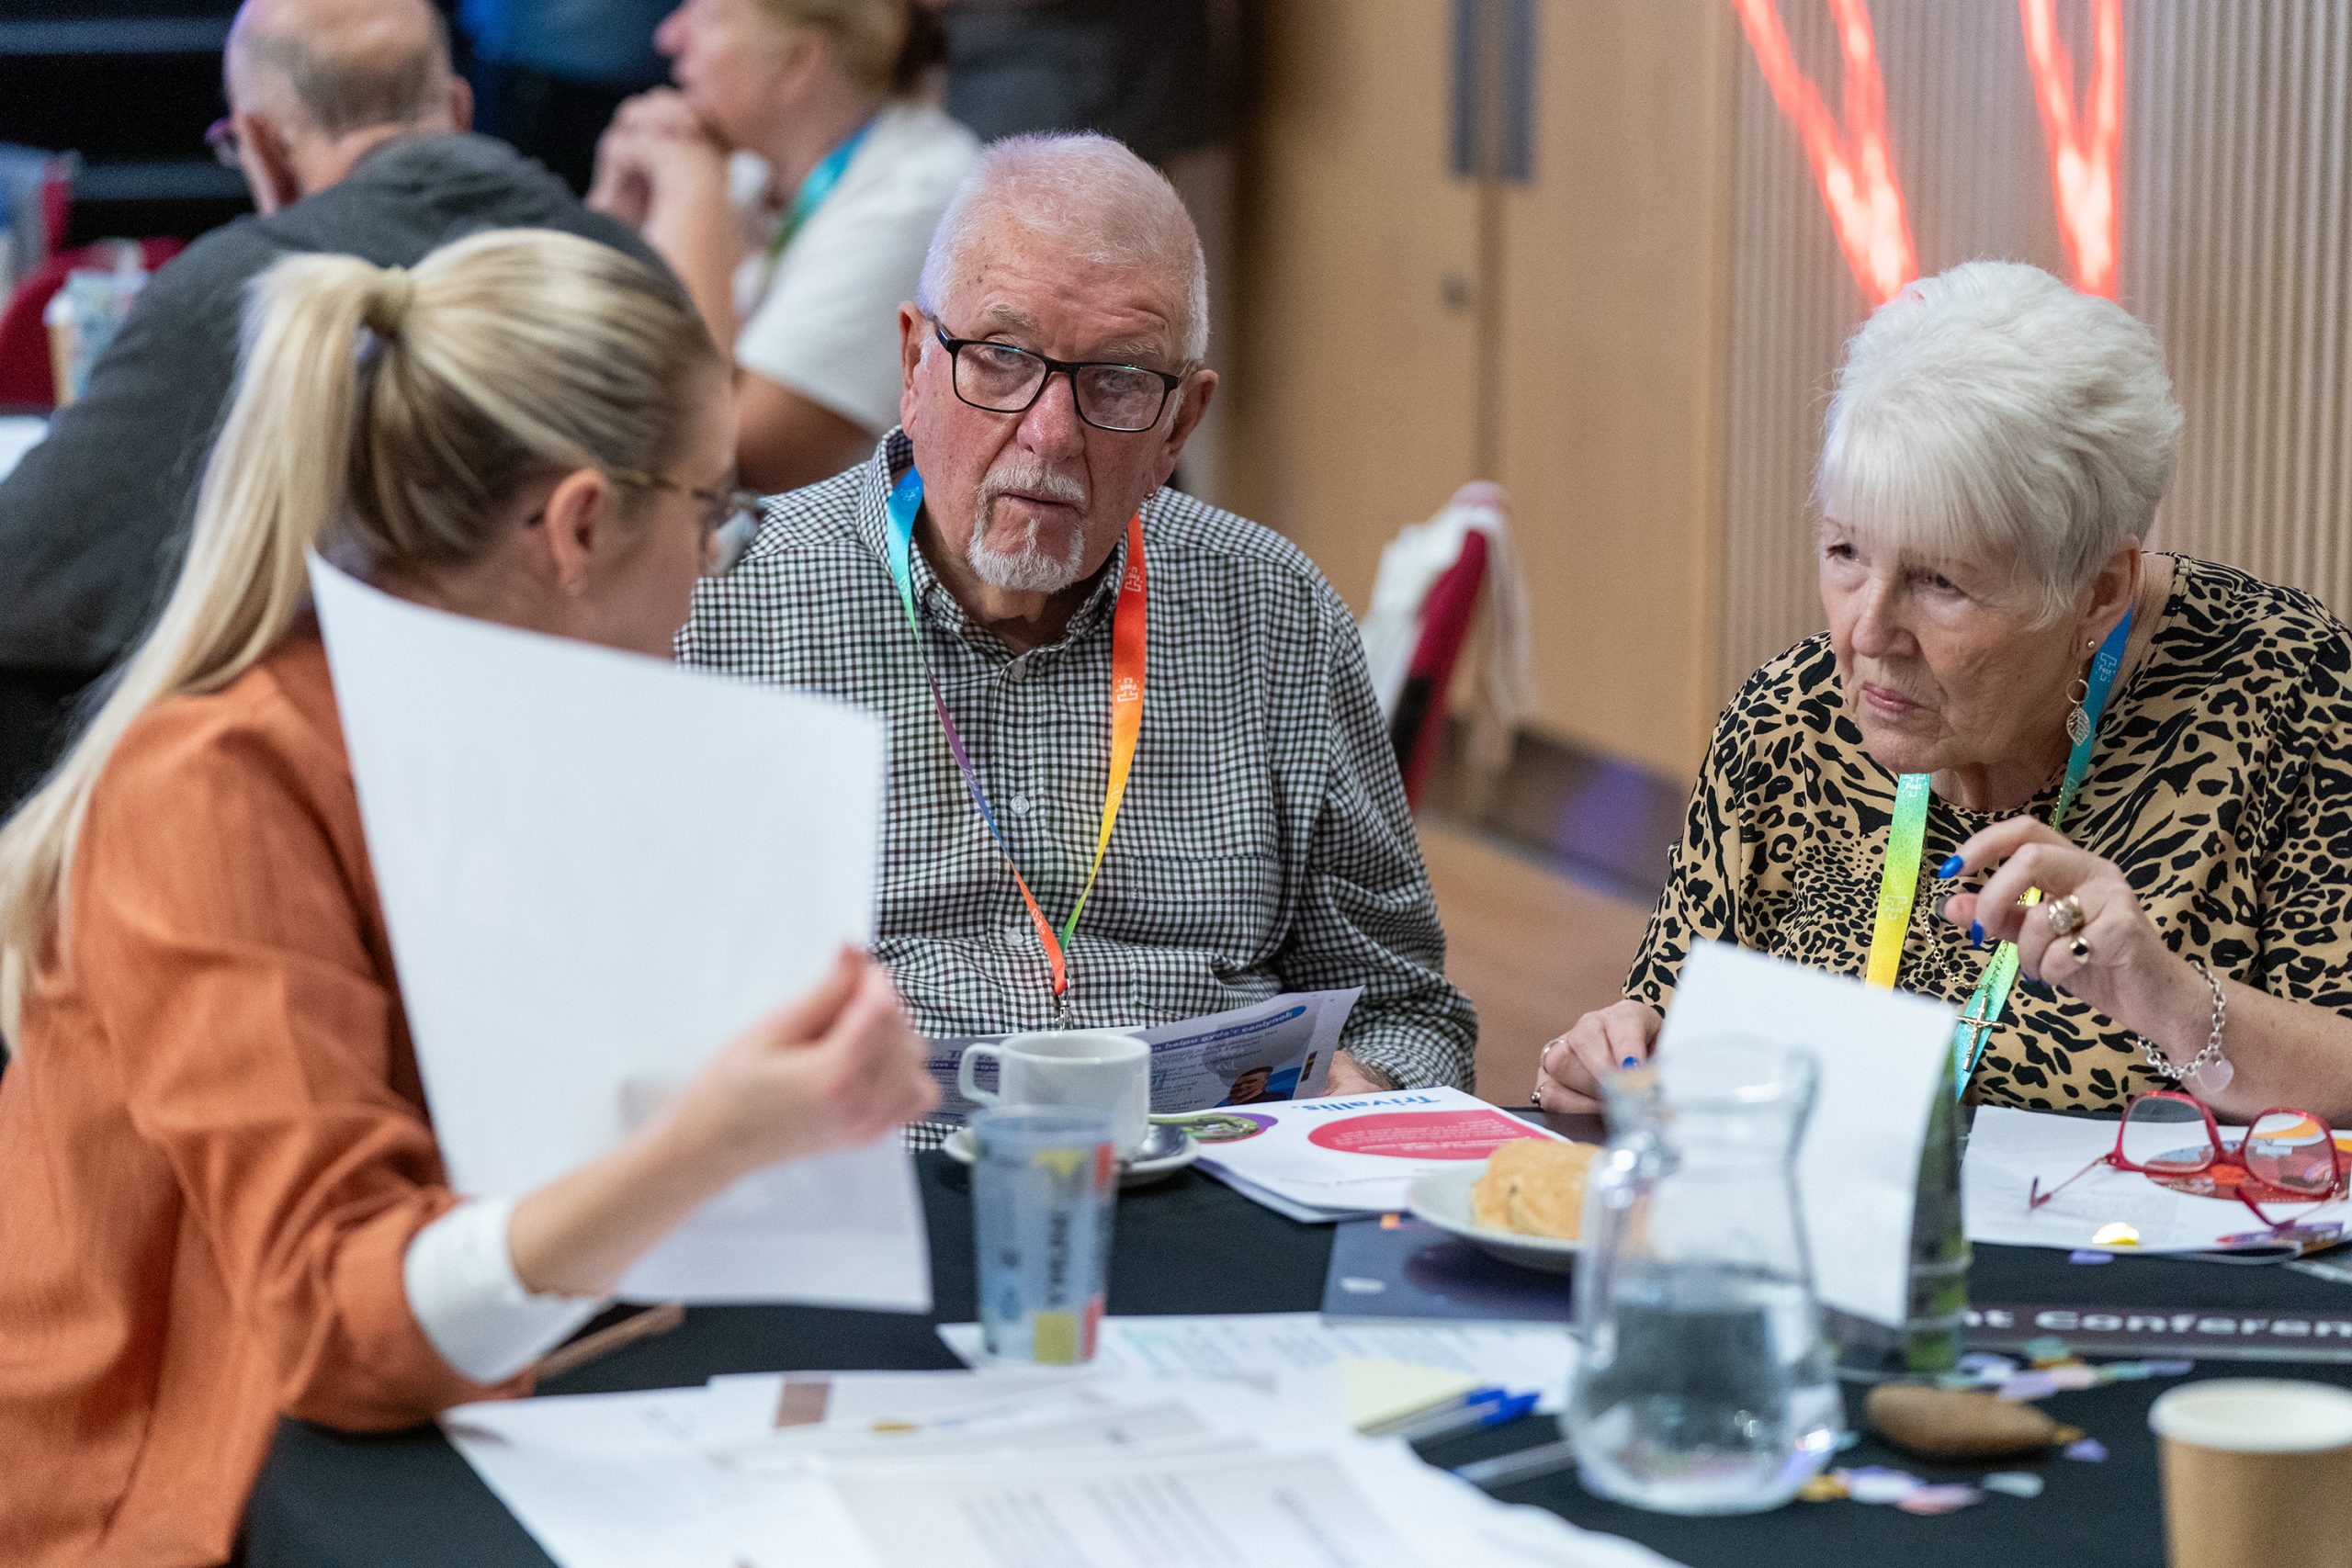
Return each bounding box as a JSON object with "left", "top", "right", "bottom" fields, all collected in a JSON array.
[{"left": 0, "top": 0, "right": 664, "bottom": 814}]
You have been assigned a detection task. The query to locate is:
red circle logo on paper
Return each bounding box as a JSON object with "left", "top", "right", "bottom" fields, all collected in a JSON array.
[{"left": 1306, "top": 1111, "right": 1550, "bottom": 1161}]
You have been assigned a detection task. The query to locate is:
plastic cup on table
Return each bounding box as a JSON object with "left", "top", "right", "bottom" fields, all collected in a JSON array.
[
  {"left": 2149, "top": 1379, "right": 2352, "bottom": 1568},
  {"left": 970, "top": 1106, "right": 1120, "bottom": 1366}
]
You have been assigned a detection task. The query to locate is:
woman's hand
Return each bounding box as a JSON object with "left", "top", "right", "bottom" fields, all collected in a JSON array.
[
  {"left": 1321, "top": 1052, "right": 1395, "bottom": 1097},
  {"left": 588, "top": 85, "right": 743, "bottom": 354},
  {"left": 507, "top": 948, "right": 936, "bottom": 1301},
  {"left": 588, "top": 89, "right": 729, "bottom": 231},
  {"left": 608, "top": 86, "right": 710, "bottom": 144},
  {"left": 654, "top": 947, "right": 938, "bottom": 1186},
  {"left": 1534, "top": 1000, "right": 1661, "bottom": 1113},
  {"left": 1939, "top": 818, "right": 2209, "bottom": 1055},
  {"left": 586, "top": 124, "right": 656, "bottom": 228}
]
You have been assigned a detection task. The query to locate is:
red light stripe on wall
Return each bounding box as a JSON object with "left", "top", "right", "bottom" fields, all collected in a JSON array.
[
  {"left": 1730, "top": 0, "right": 1918, "bottom": 304},
  {"left": 2020, "top": 0, "right": 2125, "bottom": 298}
]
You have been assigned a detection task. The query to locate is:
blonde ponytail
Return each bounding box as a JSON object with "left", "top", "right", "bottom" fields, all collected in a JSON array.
[{"left": 0, "top": 230, "right": 714, "bottom": 1040}]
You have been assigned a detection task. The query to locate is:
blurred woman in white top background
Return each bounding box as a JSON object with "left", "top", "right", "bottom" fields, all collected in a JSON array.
[{"left": 590, "top": 0, "right": 978, "bottom": 491}]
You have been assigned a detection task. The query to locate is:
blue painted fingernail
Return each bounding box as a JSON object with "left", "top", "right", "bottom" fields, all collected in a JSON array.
[
  {"left": 1969, "top": 920, "right": 1984, "bottom": 946},
  {"left": 1621, "top": 1056, "right": 1640, "bottom": 1070},
  {"left": 1937, "top": 854, "right": 1964, "bottom": 878}
]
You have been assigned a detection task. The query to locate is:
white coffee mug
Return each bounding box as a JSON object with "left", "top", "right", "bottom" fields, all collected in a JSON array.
[{"left": 959, "top": 1030, "right": 1150, "bottom": 1156}]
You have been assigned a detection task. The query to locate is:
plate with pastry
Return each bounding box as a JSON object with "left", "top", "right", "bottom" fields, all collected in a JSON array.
[{"left": 1406, "top": 1137, "right": 1600, "bottom": 1274}]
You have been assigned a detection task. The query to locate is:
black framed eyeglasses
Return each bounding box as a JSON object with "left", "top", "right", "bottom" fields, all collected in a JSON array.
[
  {"left": 931, "top": 321, "right": 1186, "bottom": 434},
  {"left": 608, "top": 467, "right": 763, "bottom": 577}
]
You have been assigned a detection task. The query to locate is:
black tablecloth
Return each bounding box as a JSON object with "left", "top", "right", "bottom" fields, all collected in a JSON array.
[{"left": 243, "top": 1137, "right": 2352, "bottom": 1568}]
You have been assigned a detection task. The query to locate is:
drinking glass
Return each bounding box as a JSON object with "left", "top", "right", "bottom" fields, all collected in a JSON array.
[{"left": 971, "top": 1106, "right": 1119, "bottom": 1365}]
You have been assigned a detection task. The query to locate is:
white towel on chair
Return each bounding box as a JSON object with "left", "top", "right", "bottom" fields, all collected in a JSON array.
[{"left": 1357, "top": 482, "right": 1534, "bottom": 782}]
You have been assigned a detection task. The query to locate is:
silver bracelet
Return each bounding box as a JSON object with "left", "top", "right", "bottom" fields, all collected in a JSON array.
[{"left": 2141, "top": 957, "right": 2231, "bottom": 1094}]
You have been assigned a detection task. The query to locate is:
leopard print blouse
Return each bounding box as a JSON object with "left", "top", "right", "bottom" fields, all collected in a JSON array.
[{"left": 1625, "top": 555, "right": 2352, "bottom": 1111}]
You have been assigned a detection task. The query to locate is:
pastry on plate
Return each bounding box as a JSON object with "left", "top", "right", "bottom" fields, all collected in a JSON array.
[{"left": 1469, "top": 1139, "right": 1598, "bottom": 1240}]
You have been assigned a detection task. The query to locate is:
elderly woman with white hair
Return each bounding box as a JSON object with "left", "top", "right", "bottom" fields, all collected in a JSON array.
[{"left": 1538, "top": 260, "right": 2352, "bottom": 1120}]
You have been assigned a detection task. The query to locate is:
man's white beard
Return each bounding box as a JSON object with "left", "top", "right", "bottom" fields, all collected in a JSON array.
[
  {"left": 967, "top": 511, "right": 1089, "bottom": 592},
  {"left": 967, "top": 466, "right": 1091, "bottom": 592}
]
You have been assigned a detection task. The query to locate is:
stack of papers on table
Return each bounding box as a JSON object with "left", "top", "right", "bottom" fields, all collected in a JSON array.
[
  {"left": 937, "top": 1311, "right": 1577, "bottom": 1414},
  {"left": 1965, "top": 1106, "right": 2352, "bottom": 1256},
  {"left": 1166, "top": 1087, "right": 1566, "bottom": 1222},
  {"left": 446, "top": 1331, "right": 1676, "bottom": 1567}
]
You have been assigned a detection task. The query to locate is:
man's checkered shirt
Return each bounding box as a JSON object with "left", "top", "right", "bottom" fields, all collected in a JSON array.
[{"left": 680, "top": 431, "right": 1475, "bottom": 1090}]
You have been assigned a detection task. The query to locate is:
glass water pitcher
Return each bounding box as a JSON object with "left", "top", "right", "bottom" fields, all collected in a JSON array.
[{"left": 1566, "top": 1035, "right": 1842, "bottom": 1515}]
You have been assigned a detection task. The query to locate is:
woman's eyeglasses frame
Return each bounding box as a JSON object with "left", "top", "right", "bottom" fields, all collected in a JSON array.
[
  {"left": 2026, "top": 1089, "right": 2346, "bottom": 1234},
  {"left": 605, "top": 467, "right": 763, "bottom": 578},
  {"left": 523, "top": 468, "right": 763, "bottom": 579}
]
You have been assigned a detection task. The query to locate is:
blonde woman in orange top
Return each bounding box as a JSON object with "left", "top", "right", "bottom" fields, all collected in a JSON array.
[{"left": 0, "top": 227, "right": 939, "bottom": 1566}]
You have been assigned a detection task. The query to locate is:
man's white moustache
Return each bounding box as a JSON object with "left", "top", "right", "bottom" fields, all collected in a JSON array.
[{"left": 984, "top": 470, "right": 1087, "bottom": 506}]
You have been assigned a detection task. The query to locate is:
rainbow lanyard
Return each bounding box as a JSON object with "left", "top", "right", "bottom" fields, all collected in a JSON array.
[
  {"left": 765, "top": 117, "right": 876, "bottom": 265},
  {"left": 882, "top": 467, "right": 1147, "bottom": 1020},
  {"left": 1864, "top": 609, "right": 2134, "bottom": 1097}
]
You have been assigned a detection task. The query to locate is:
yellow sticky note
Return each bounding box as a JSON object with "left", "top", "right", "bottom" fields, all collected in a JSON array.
[
  {"left": 1340, "top": 1358, "right": 1481, "bottom": 1433},
  {"left": 1032, "top": 1311, "right": 1083, "bottom": 1365}
]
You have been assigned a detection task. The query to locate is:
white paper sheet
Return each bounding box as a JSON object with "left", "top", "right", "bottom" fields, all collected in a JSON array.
[
  {"left": 936, "top": 1312, "right": 1577, "bottom": 1413},
  {"left": 703, "top": 1367, "right": 1095, "bottom": 1450},
  {"left": 1656, "top": 942, "right": 1958, "bottom": 1328},
  {"left": 447, "top": 1376, "right": 1679, "bottom": 1568},
  {"left": 311, "top": 559, "right": 927, "bottom": 1307},
  {"left": 1963, "top": 1105, "right": 2352, "bottom": 1255},
  {"left": 812, "top": 1439, "right": 1674, "bottom": 1568},
  {"left": 445, "top": 1389, "right": 827, "bottom": 1568},
  {"left": 827, "top": 1447, "right": 1439, "bottom": 1568},
  {"left": 1179, "top": 1087, "right": 1568, "bottom": 1221}
]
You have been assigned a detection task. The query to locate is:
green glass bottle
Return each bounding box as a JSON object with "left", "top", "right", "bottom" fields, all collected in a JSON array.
[{"left": 1904, "top": 1036, "right": 1971, "bottom": 1373}]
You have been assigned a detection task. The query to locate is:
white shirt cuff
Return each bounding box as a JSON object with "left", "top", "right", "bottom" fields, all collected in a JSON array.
[{"left": 402, "top": 1195, "right": 607, "bottom": 1383}]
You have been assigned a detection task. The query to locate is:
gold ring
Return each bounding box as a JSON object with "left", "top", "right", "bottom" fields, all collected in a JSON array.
[
  {"left": 2044, "top": 893, "right": 2086, "bottom": 938},
  {"left": 2069, "top": 937, "right": 2090, "bottom": 960}
]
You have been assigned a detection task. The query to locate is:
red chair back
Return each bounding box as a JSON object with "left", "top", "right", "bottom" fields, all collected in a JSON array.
[
  {"left": 1387, "top": 527, "right": 1489, "bottom": 809},
  {"left": 0, "top": 237, "right": 185, "bottom": 409}
]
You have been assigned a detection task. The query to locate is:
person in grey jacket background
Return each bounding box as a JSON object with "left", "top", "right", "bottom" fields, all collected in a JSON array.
[{"left": 0, "top": 0, "right": 666, "bottom": 810}]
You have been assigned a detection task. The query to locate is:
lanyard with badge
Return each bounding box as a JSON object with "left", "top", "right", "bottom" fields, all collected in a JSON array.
[
  {"left": 882, "top": 467, "right": 1147, "bottom": 1024},
  {"left": 1863, "top": 610, "right": 2133, "bottom": 1097},
  {"left": 765, "top": 116, "right": 877, "bottom": 265}
]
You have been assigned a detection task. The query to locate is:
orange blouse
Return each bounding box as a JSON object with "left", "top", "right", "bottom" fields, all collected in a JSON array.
[{"left": 0, "top": 631, "right": 522, "bottom": 1567}]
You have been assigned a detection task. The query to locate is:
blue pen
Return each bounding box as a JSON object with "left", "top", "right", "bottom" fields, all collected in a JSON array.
[
  {"left": 1396, "top": 1390, "right": 1542, "bottom": 1446},
  {"left": 1367, "top": 1384, "right": 1504, "bottom": 1437}
]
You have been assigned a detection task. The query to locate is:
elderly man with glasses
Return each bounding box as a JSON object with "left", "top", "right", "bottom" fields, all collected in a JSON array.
[{"left": 683, "top": 131, "right": 1475, "bottom": 1096}]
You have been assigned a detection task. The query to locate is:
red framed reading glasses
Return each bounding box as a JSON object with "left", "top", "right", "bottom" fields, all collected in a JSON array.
[{"left": 2029, "top": 1091, "right": 2348, "bottom": 1231}]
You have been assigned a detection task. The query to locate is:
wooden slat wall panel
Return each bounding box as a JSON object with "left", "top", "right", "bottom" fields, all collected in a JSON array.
[
  {"left": 1722, "top": 0, "right": 2352, "bottom": 702},
  {"left": 1224, "top": 0, "right": 1484, "bottom": 613},
  {"left": 1491, "top": 0, "right": 1736, "bottom": 776}
]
